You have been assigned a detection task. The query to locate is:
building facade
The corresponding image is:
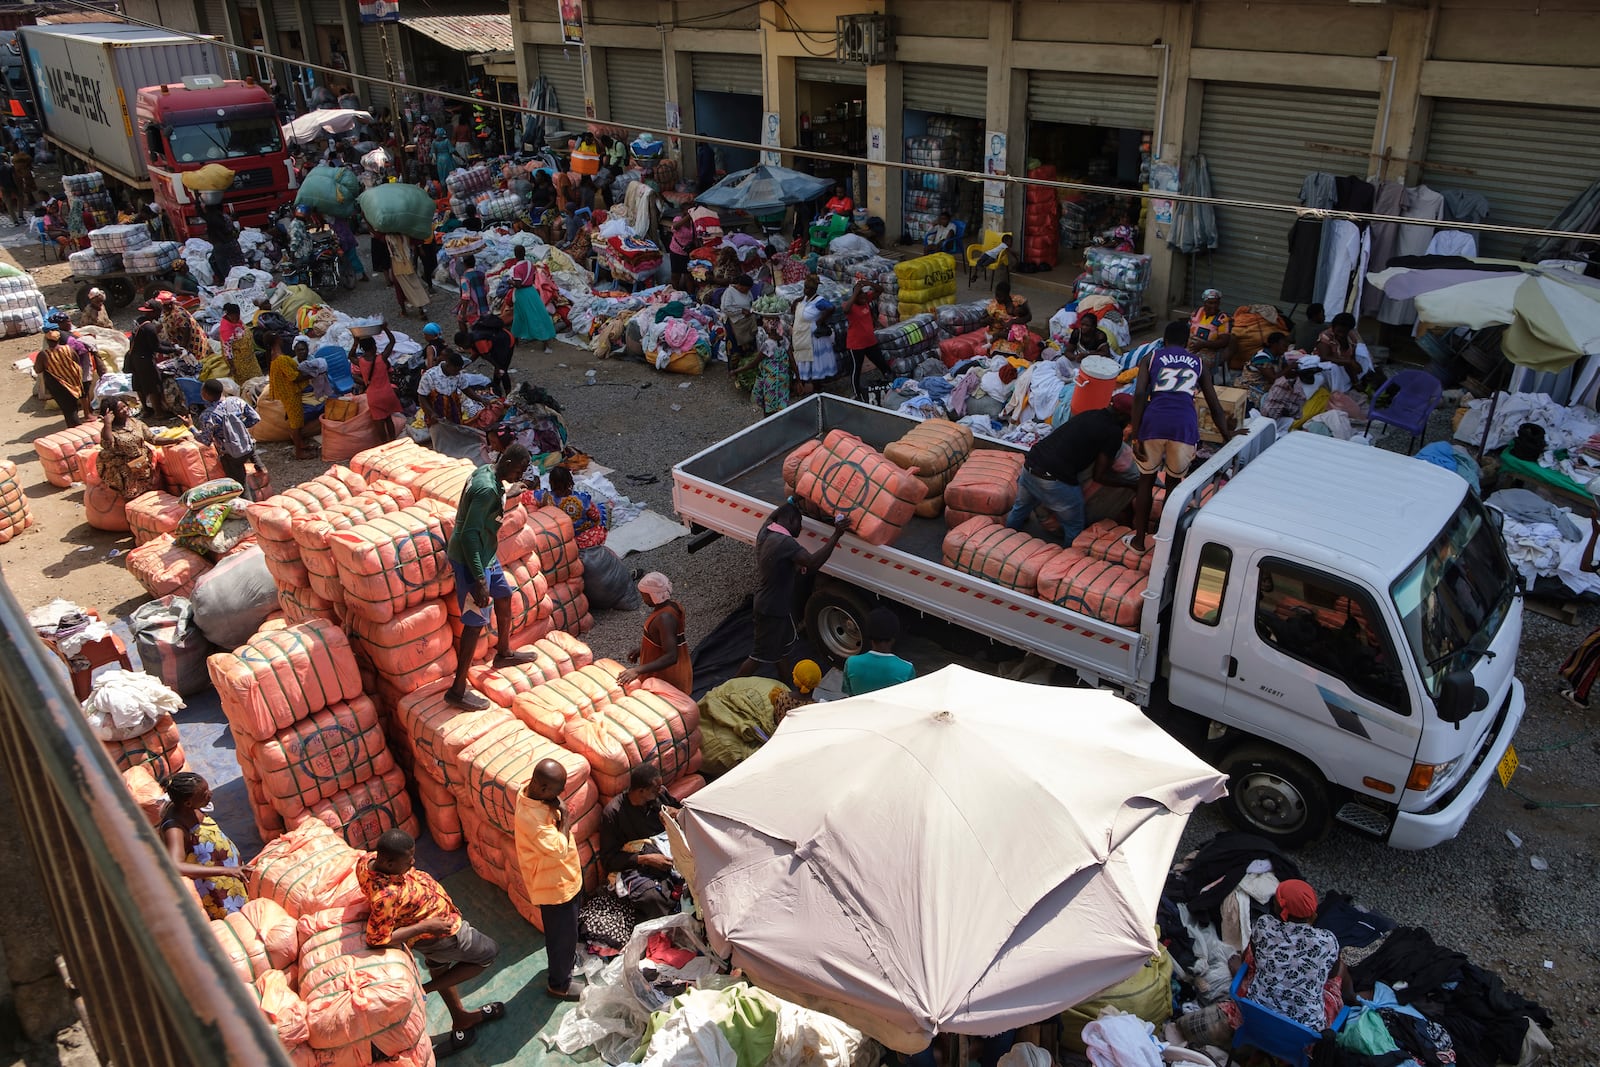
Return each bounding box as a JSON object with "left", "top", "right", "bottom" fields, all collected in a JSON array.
[{"left": 510, "top": 0, "right": 1600, "bottom": 315}]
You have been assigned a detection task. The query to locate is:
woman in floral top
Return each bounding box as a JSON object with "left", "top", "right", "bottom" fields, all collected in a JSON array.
[
  {"left": 524, "top": 465, "right": 611, "bottom": 549},
  {"left": 158, "top": 772, "right": 248, "bottom": 920}
]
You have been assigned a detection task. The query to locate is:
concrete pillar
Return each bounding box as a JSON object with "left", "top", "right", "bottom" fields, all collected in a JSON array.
[
  {"left": 984, "top": 1, "right": 1019, "bottom": 240},
  {"left": 758, "top": 4, "right": 796, "bottom": 166},
  {"left": 0, "top": 763, "right": 73, "bottom": 1044},
  {"left": 1145, "top": 1, "right": 1196, "bottom": 318},
  {"left": 585, "top": 43, "right": 609, "bottom": 124},
  {"left": 1375, "top": 3, "right": 1435, "bottom": 184},
  {"left": 252, "top": 0, "right": 292, "bottom": 97},
  {"left": 865, "top": 62, "right": 893, "bottom": 221}
]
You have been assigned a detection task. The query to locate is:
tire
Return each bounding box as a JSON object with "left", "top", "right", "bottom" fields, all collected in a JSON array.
[
  {"left": 105, "top": 277, "right": 136, "bottom": 309},
  {"left": 1218, "top": 743, "right": 1332, "bottom": 849},
  {"left": 803, "top": 583, "right": 873, "bottom": 663}
]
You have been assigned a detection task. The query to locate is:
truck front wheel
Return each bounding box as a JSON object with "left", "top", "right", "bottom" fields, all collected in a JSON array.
[
  {"left": 1219, "top": 743, "right": 1331, "bottom": 849},
  {"left": 803, "top": 583, "right": 872, "bottom": 663}
]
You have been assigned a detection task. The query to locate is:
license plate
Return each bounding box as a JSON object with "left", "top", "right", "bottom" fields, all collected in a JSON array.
[{"left": 1496, "top": 744, "right": 1519, "bottom": 788}]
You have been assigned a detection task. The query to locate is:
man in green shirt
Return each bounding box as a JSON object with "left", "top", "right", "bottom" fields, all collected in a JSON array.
[
  {"left": 842, "top": 608, "right": 916, "bottom": 697},
  {"left": 446, "top": 442, "right": 538, "bottom": 709}
]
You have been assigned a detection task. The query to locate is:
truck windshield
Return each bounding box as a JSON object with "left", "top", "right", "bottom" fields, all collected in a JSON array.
[
  {"left": 1391, "top": 494, "right": 1516, "bottom": 697},
  {"left": 167, "top": 113, "right": 283, "bottom": 163}
]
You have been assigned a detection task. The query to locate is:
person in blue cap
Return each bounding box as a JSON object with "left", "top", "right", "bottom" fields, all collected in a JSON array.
[{"left": 420, "top": 321, "right": 448, "bottom": 368}]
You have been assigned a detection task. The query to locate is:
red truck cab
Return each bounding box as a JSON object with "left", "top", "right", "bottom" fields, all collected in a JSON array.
[{"left": 135, "top": 75, "right": 296, "bottom": 239}]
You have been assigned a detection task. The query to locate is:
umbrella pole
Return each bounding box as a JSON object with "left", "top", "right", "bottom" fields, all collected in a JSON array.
[{"left": 1475, "top": 387, "right": 1501, "bottom": 459}]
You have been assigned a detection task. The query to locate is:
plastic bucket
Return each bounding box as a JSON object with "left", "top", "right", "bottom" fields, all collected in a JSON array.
[{"left": 1070, "top": 354, "right": 1122, "bottom": 414}]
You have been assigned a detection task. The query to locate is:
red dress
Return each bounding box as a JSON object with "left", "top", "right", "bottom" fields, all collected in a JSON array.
[{"left": 359, "top": 354, "right": 401, "bottom": 421}]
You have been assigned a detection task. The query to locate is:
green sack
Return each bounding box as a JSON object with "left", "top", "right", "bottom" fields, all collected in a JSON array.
[
  {"left": 357, "top": 183, "right": 438, "bottom": 240},
  {"left": 1060, "top": 943, "right": 1174, "bottom": 1053},
  {"left": 294, "top": 165, "right": 362, "bottom": 218},
  {"left": 1336, "top": 1008, "right": 1400, "bottom": 1054}
]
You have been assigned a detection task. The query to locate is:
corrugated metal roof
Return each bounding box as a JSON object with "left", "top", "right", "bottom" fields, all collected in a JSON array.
[{"left": 400, "top": 14, "right": 512, "bottom": 55}]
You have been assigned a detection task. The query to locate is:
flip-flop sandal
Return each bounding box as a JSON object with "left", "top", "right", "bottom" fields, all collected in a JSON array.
[
  {"left": 433, "top": 1027, "right": 478, "bottom": 1059},
  {"left": 546, "top": 986, "right": 580, "bottom": 1002},
  {"left": 443, "top": 689, "right": 490, "bottom": 711},
  {"left": 1119, "top": 532, "right": 1149, "bottom": 554},
  {"left": 479, "top": 1001, "right": 507, "bottom": 1022},
  {"left": 493, "top": 651, "right": 538, "bottom": 668}
]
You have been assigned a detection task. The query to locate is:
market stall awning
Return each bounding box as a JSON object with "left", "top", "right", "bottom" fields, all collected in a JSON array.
[{"left": 399, "top": 14, "right": 513, "bottom": 56}]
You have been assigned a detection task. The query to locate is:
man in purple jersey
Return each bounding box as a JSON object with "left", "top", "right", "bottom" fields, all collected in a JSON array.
[{"left": 1125, "top": 320, "right": 1237, "bottom": 554}]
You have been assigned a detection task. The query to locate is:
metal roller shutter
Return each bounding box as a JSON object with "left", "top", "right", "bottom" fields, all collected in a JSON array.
[
  {"left": 310, "top": 0, "right": 342, "bottom": 26},
  {"left": 691, "top": 51, "right": 761, "bottom": 98},
  {"left": 534, "top": 44, "right": 585, "bottom": 124},
  {"left": 201, "top": 0, "right": 228, "bottom": 38},
  {"left": 602, "top": 47, "right": 666, "bottom": 131},
  {"left": 1027, "top": 71, "right": 1157, "bottom": 131},
  {"left": 1191, "top": 83, "right": 1378, "bottom": 308},
  {"left": 796, "top": 57, "right": 864, "bottom": 87},
  {"left": 359, "top": 22, "right": 396, "bottom": 110},
  {"left": 1421, "top": 99, "right": 1600, "bottom": 262},
  {"left": 902, "top": 64, "right": 985, "bottom": 119}
]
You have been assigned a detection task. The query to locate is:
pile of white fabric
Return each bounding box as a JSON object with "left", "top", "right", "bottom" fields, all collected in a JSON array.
[
  {"left": 1455, "top": 391, "right": 1600, "bottom": 455},
  {"left": 82, "top": 668, "right": 184, "bottom": 741}
]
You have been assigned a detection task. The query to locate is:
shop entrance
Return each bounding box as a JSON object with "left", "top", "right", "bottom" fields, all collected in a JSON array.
[
  {"left": 795, "top": 58, "right": 865, "bottom": 223},
  {"left": 899, "top": 63, "right": 985, "bottom": 247}
]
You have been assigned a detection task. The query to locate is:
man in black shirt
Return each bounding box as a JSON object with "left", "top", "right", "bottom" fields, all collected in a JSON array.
[
  {"left": 599, "top": 764, "right": 684, "bottom": 919},
  {"left": 735, "top": 501, "right": 848, "bottom": 677},
  {"left": 1005, "top": 393, "right": 1135, "bottom": 544}
]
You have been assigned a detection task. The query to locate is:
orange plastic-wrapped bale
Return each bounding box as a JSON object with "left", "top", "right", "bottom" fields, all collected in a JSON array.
[
  {"left": 564, "top": 686, "right": 703, "bottom": 798},
  {"left": 406, "top": 456, "right": 477, "bottom": 508},
  {"left": 246, "top": 821, "right": 365, "bottom": 918},
  {"left": 466, "top": 631, "right": 592, "bottom": 708},
  {"left": 160, "top": 438, "right": 225, "bottom": 492},
  {"left": 944, "top": 449, "right": 1026, "bottom": 524},
  {"left": 320, "top": 395, "right": 404, "bottom": 463},
  {"left": 295, "top": 764, "right": 418, "bottom": 850},
  {"left": 33, "top": 420, "right": 101, "bottom": 487},
  {"left": 245, "top": 467, "right": 371, "bottom": 562},
  {"left": 350, "top": 436, "right": 451, "bottom": 485},
  {"left": 328, "top": 501, "right": 457, "bottom": 624},
  {"left": 546, "top": 582, "right": 593, "bottom": 636},
  {"left": 208, "top": 618, "right": 366, "bottom": 742},
  {"left": 1035, "top": 551, "right": 1148, "bottom": 627},
  {"left": 277, "top": 585, "right": 340, "bottom": 626},
  {"left": 126, "top": 533, "right": 212, "bottom": 599},
  {"left": 239, "top": 759, "right": 289, "bottom": 842},
  {"left": 942, "top": 517, "right": 1064, "bottom": 596},
  {"left": 290, "top": 488, "right": 414, "bottom": 608},
  {"left": 507, "top": 660, "right": 626, "bottom": 742},
  {"left": 210, "top": 897, "right": 299, "bottom": 985},
  {"left": 241, "top": 696, "right": 396, "bottom": 818},
  {"left": 884, "top": 419, "right": 974, "bottom": 512},
  {"left": 415, "top": 773, "right": 463, "bottom": 851},
  {"left": 456, "top": 718, "right": 593, "bottom": 838},
  {"left": 348, "top": 601, "right": 456, "bottom": 693},
  {"left": 102, "top": 712, "right": 188, "bottom": 780},
  {"left": 76, "top": 445, "right": 102, "bottom": 486},
  {"left": 445, "top": 557, "right": 553, "bottom": 664},
  {"left": 790, "top": 429, "right": 928, "bottom": 546},
  {"left": 126, "top": 489, "right": 186, "bottom": 545},
  {"left": 781, "top": 438, "right": 822, "bottom": 494},
  {"left": 1072, "top": 519, "right": 1154, "bottom": 574},
  {"left": 295, "top": 908, "right": 429, "bottom": 1062},
  {"left": 121, "top": 762, "right": 167, "bottom": 826},
  {"left": 526, "top": 506, "right": 580, "bottom": 582},
  {"left": 0, "top": 459, "right": 34, "bottom": 544},
  {"left": 393, "top": 683, "right": 514, "bottom": 789},
  {"left": 248, "top": 969, "right": 313, "bottom": 1058},
  {"left": 84, "top": 483, "right": 131, "bottom": 531}
]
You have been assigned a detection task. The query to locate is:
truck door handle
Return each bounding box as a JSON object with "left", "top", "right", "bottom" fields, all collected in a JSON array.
[{"left": 1223, "top": 655, "right": 1238, "bottom": 678}]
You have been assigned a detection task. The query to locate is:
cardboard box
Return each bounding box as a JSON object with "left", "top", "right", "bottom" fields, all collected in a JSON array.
[{"left": 1197, "top": 386, "right": 1249, "bottom": 444}]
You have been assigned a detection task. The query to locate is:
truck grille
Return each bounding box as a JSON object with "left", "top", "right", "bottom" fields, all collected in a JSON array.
[{"left": 231, "top": 167, "right": 275, "bottom": 191}]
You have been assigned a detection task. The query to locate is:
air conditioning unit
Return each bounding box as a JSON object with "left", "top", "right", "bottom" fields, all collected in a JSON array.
[{"left": 836, "top": 14, "right": 892, "bottom": 66}]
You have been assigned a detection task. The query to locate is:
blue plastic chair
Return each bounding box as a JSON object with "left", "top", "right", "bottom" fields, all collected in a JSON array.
[
  {"left": 1365, "top": 368, "right": 1443, "bottom": 454},
  {"left": 315, "top": 344, "right": 357, "bottom": 395},
  {"left": 1228, "top": 965, "right": 1350, "bottom": 1067}
]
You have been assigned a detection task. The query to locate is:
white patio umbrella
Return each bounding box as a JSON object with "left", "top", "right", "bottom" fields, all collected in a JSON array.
[{"left": 667, "top": 666, "right": 1228, "bottom": 1053}]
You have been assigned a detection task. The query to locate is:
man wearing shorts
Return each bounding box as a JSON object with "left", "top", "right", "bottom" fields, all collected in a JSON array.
[
  {"left": 735, "top": 502, "right": 848, "bottom": 677},
  {"left": 444, "top": 441, "right": 538, "bottom": 709},
  {"left": 1126, "top": 320, "right": 1236, "bottom": 554},
  {"left": 359, "top": 829, "right": 505, "bottom": 1056}
]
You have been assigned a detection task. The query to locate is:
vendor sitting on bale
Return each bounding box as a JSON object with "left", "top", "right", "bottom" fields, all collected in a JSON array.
[
  {"left": 417, "top": 347, "right": 498, "bottom": 432},
  {"left": 600, "top": 764, "right": 684, "bottom": 921}
]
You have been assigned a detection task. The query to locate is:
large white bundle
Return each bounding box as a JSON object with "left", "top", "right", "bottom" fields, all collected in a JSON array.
[{"left": 83, "top": 669, "right": 185, "bottom": 741}]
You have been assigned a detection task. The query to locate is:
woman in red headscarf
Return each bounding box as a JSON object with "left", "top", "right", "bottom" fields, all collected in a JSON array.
[{"left": 1234, "top": 880, "right": 1355, "bottom": 1032}]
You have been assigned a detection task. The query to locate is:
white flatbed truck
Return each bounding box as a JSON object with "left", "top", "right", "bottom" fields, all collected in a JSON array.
[{"left": 672, "top": 395, "right": 1526, "bottom": 850}]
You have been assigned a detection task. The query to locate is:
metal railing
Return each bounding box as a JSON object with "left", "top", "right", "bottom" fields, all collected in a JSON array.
[{"left": 0, "top": 580, "right": 292, "bottom": 1066}]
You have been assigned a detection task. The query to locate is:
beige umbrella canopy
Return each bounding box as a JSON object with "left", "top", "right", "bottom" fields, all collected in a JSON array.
[{"left": 669, "top": 666, "right": 1227, "bottom": 1053}]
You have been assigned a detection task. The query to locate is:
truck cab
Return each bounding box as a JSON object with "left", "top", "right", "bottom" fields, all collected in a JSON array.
[
  {"left": 135, "top": 75, "right": 294, "bottom": 238},
  {"left": 1160, "top": 429, "right": 1524, "bottom": 849}
]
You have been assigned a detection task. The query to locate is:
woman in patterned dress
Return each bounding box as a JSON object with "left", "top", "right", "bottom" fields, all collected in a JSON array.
[{"left": 158, "top": 772, "right": 248, "bottom": 920}]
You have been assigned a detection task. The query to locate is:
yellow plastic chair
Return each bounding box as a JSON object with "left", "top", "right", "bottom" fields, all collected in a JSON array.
[{"left": 965, "top": 229, "right": 1012, "bottom": 287}]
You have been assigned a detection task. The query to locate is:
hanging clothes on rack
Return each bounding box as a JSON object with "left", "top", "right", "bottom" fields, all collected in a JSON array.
[
  {"left": 1377, "top": 184, "right": 1446, "bottom": 326},
  {"left": 1279, "top": 172, "right": 1335, "bottom": 304},
  {"left": 1360, "top": 180, "right": 1407, "bottom": 316}
]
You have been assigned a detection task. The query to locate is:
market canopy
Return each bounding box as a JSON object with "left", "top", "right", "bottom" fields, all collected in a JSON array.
[
  {"left": 1367, "top": 256, "right": 1600, "bottom": 372},
  {"left": 695, "top": 164, "right": 832, "bottom": 216},
  {"left": 281, "top": 108, "right": 374, "bottom": 146},
  {"left": 668, "top": 666, "right": 1228, "bottom": 1053}
]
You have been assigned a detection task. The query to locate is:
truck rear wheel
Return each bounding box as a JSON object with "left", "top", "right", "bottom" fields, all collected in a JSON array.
[
  {"left": 804, "top": 584, "right": 872, "bottom": 663},
  {"left": 1218, "top": 743, "right": 1331, "bottom": 849}
]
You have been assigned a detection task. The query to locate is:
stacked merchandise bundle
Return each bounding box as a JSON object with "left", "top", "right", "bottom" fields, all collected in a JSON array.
[
  {"left": 934, "top": 300, "right": 991, "bottom": 366},
  {"left": 475, "top": 190, "right": 523, "bottom": 223},
  {"left": 894, "top": 253, "right": 957, "bottom": 320},
  {"left": 321, "top": 394, "right": 403, "bottom": 463},
  {"left": 0, "top": 263, "right": 49, "bottom": 337},
  {"left": 944, "top": 449, "right": 1025, "bottom": 527},
  {"left": 445, "top": 164, "right": 494, "bottom": 199},
  {"left": 67, "top": 248, "right": 121, "bottom": 277},
  {"left": 1074, "top": 246, "right": 1151, "bottom": 315},
  {"left": 63, "top": 171, "right": 115, "bottom": 234},
  {"left": 126, "top": 534, "right": 213, "bottom": 599},
  {"left": 243, "top": 822, "right": 436, "bottom": 1065},
  {"left": 1058, "top": 193, "right": 1114, "bottom": 250},
  {"left": 0, "top": 459, "right": 34, "bottom": 544},
  {"left": 784, "top": 430, "right": 928, "bottom": 545},
  {"left": 901, "top": 116, "right": 979, "bottom": 242},
  {"left": 101, "top": 710, "right": 188, "bottom": 782},
  {"left": 244, "top": 466, "right": 372, "bottom": 622},
  {"left": 1023, "top": 163, "right": 1060, "bottom": 269},
  {"left": 208, "top": 618, "right": 418, "bottom": 848},
  {"left": 872, "top": 313, "right": 942, "bottom": 378},
  {"left": 127, "top": 490, "right": 188, "bottom": 545},
  {"left": 124, "top": 240, "right": 182, "bottom": 274},
  {"left": 884, "top": 419, "right": 974, "bottom": 518},
  {"left": 1034, "top": 518, "right": 1152, "bottom": 627},
  {"left": 77, "top": 445, "right": 128, "bottom": 533},
  {"left": 84, "top": 437, "right": 225, "bottom": 537},
  {"left": 88, "top": 222, "right": 151, "bottom": 257},
  {"left": 942, "top": 517, "right": 1064, "bottom": 595},
  {"left": 875, "top": 266, "right": 901, "bottom": 327}
]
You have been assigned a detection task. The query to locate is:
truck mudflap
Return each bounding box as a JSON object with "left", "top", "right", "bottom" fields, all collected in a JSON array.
[{"left": 1386, "top": 679, "right": 1524, "bottom": 850}]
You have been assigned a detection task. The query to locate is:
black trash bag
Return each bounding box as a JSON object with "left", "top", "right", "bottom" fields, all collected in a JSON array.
[{"left": 579, "top": 544, "right": 641, "bottom": 611}]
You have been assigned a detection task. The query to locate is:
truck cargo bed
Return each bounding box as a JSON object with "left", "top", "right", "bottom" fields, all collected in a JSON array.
[{"left": 674, "top": 395, "right": 1148, "bottom": 690}]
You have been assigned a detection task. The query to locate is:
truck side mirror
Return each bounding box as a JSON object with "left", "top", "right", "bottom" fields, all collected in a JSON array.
[{"left": 1437, "top": 669, "right": 1489, "bottom": 726}]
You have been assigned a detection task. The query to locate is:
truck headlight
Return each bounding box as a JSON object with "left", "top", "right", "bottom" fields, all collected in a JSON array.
[{"left": 1406, "top": 759, "right": 1459, "bottom": 792}]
